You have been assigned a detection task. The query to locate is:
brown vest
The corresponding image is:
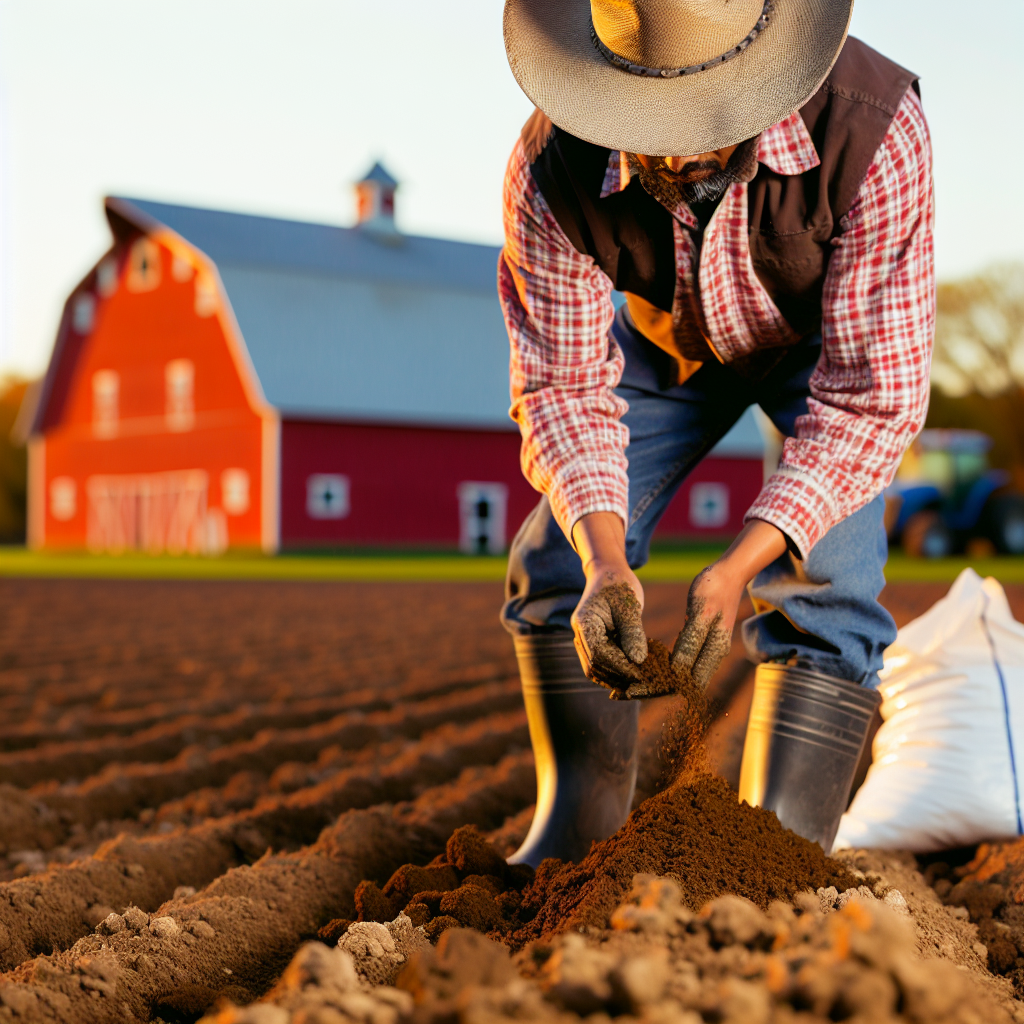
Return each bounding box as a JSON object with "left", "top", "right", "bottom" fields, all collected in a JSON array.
[{"left": 521, "top": 37, "right": 917, "bottom": 374}]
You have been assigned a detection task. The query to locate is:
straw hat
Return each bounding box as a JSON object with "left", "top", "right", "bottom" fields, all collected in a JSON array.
[{"left": 503, "top": 0, "right": 853, "bottom": 157}]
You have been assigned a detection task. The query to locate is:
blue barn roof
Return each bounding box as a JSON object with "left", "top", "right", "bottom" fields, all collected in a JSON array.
[{"left": 106, "top": 196, "right": 764, "bottom": 454}]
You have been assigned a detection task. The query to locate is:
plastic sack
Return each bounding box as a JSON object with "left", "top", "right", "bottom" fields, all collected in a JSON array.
[{"left": 834, "top": 568, "right": 1024, "bottom": 853}]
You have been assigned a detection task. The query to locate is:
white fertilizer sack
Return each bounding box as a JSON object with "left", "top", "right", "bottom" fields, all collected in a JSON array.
[{"left": 834, "top": 568, "right": 1024, "bottom": 853}]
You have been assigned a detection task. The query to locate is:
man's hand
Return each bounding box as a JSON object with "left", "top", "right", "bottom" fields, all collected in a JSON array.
[
  {"left": 570, "top": 513, "right": 648, "bottom": 690},
  {"left": 672, "top": 519, "right": 788, "bottom": 689}
]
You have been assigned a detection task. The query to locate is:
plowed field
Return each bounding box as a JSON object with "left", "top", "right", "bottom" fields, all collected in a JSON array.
[{"left": 0, "top": 575, "right": 1022, "bottom": 1023}]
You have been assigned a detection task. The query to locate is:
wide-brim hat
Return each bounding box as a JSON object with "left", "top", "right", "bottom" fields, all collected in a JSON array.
[{"left": 504, "top": 0, "right": 853, "bottom": 157}]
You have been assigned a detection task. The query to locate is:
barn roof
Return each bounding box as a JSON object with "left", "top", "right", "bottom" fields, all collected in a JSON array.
[
  {"left": 102, "top": 196, "right": 764, "bottom": 454},
  {"left": 108, "top": 196, "right": 512, "bottom": 429}
]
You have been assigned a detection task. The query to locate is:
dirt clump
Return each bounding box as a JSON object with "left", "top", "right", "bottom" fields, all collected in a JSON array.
[
  {"left": 319, "top": 824, "right": 533, "bottom": 946},
  {"left": 337, "top": 913, "right": 430, "bottom": 986},
  {"left": 206, "top": 873, "right": 1013, "bottom": 1023},
  {"left": 611, "top": 635, "right": 698, "bottom": 701},
  {"left": 925, "top": 839, "right": 1024, "bottom": 995},
  {"left": 203, "top": 940, "right": 414, "bottom": 1024}
]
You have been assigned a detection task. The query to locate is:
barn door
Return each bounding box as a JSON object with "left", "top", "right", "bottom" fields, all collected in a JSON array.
[{"left": 457, "top": 482, "right": 509, "bottom": 555}]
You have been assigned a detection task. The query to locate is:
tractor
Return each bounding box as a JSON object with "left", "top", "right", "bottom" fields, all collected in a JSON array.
[{"left": 885, "top": 429, "right": 1024, "bottom": 558}]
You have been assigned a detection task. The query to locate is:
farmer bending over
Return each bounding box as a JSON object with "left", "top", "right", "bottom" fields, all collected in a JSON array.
[{"left": 497, "top": 0, "right": 934, "bottom": 862}]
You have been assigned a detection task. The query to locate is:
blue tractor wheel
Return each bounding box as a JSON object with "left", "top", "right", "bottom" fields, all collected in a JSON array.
[
  {"left": 902, "top": 510, "right": 953, "bottom": 559},
  {"left": 982, "top": 494, "right": 1024, "bottom": 555}
]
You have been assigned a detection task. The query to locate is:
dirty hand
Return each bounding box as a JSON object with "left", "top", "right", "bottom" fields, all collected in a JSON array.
[
  {"left": 672, "top": 519, "right": 789, "bottom": 689},
  {"left": 670, "top": 565, "right": 742, "bottom": 690},
  {"left": 573, "top": 576, "right": 648, "bottom": 690},
  {"left": 570, "top": 512, "right": 648, "bottom": 691}
]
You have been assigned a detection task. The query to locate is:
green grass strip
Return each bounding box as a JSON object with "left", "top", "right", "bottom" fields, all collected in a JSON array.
[
  {"left": 1, "top": 547, "right": 1021, "bottom": 585},
  {"left": 0, "top": 549, "right": 508, "bottom": 582}
]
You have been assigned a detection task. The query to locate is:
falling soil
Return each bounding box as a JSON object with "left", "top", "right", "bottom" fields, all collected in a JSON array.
[
  {"left": 616, "top": 635, "right": 698, "bottom": 702},
  {"left": 347, "top": 639, "right": 860, "bottom": 951}
]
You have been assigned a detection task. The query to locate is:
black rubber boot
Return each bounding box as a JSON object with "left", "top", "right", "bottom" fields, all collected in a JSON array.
[
  {"left": 738, "top": 663, "right": 882, "bottom": 852},
  {"left": 507, "top": 632, "right": 639, "bottom": 868}
]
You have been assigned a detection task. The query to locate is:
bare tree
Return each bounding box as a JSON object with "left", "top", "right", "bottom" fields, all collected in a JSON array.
[{"left": 931, "top": 262, "right": 1024, "bottom": 398}]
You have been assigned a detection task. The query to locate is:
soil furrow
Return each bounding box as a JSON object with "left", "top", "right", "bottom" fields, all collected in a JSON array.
[
  {"left": 0, "top": 696, "right": 385, "bottom": 761},
  {"left": 0, "top": 751, "right": 535, "bottom": 1023},
  {"left": 0, "top": 679, "right": 522, "bottom": 852},
  {"left": 0, "top": 660, "right": 512, "bottom": 752},
  {"left": 0, "top": 672, "right": 518, "bottom": 790},
  {"left": 0, "top": 710, "right": 530, "bottom": 972}
]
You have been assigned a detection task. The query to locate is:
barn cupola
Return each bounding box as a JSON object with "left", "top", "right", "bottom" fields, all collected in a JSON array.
[{"left": 354, "top": 162, "right": 399, "bottom": 237}]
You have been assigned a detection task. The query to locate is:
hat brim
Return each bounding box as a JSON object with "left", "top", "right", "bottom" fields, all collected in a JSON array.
[{"left": 504, "top": 0, "right": 853, "bottom": 156}]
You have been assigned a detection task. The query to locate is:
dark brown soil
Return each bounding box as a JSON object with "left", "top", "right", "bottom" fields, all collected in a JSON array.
[
  {"left": 0, "top": 576, "right": 1021, "bottom": 1023},
  {"left": 508, "top": 773, "right": 861, "bottom": 947}
]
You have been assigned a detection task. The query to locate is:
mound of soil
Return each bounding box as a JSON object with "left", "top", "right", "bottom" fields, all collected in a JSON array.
[
  {"left": 508, "top": 771, "right": 861, "bottom": 947},
  {"left": 344, "top": 777, "right": 860, "bottom": 952},
  {"left": 344, "top": 641, "right": 860, "bottom": 951}
]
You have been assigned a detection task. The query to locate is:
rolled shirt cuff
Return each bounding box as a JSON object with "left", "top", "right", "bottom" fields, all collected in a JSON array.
[
  {"left": 545, "top": 461, "right": 630, "bottom": 549},
  {"left": 743, "top": 467, "right": 845, "bottom": 561}
]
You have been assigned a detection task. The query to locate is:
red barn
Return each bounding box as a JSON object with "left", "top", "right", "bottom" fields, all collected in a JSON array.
[{"left": 27, "top": 169, "right": 765, "bottom": 554}]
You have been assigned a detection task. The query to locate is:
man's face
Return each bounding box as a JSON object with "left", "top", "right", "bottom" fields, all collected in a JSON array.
[{"left": 636, "top": 145, "right": 740, "bottom": 184}]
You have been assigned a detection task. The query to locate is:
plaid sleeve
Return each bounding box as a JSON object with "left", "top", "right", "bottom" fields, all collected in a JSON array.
[
  {"left": 745, "top": 87, "right": 935, "bottom": 558},
  {"left": 498, "top": 139, "right": 630, "bottom": 543}
]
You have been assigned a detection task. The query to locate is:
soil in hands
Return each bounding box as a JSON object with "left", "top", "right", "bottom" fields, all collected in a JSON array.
[{"left": 343, "top": 639, "right": 860, "bottom": 950}]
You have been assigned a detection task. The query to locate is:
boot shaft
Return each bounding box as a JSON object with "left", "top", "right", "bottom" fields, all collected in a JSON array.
[{"left": 739, "top": 663, "right": 880, "bottom": 851}]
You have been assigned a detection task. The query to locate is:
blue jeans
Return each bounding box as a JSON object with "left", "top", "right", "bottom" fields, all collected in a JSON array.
[{"left": 501, "top": 306, "right": 897, "bottom": 688}]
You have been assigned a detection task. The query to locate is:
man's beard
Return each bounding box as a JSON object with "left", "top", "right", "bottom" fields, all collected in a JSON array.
[
  {"left": 635, "top": 163, "right": 738, "bottom": 206},
  {"left": 629, "top": 138, "right": 758, "bottom": 207}
]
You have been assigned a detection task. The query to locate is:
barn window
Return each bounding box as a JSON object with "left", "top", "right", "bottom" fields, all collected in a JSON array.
[
  {"left": 91, "top": 369, "right": 119, "bottom": 438},
  {"left": 194, "top": 271, "right": 218, "bottom": 318},
  {"left": 96, "top": 257, "right": 119, "bottom": 297},
  {"left": 49, "top": 477, "right": 77, "bottom": 521},
  {"left": 689, "top": 482, "right": 729, "bottom": 528},
  {"left": 221, "top": 468, "right": 250, "bottom": 515},
  {"left": 457, "top": 482, "right": 508, "bottom": 554},
  {"left": 165, "top": 359, "right": 195, "bottom": 432},
  {"left": 307, "top": 475, "right": 350, "bottom": 519},
  {"left": 126, "top": 237, "right": 162, "bottom": 293},
  {"left": 73, "top": 294, "right": 95, "bottom": 334}
]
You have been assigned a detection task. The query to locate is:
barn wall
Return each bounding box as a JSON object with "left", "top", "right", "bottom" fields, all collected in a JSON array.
[
  {"left": 280, "top": 419, "right": 535, "bottom": 548},
  {"left": 280, "top": 418, "right": 762, "bottom": 550},
  {"left": 35, "top": 234, "right": 271, "bottom": 553}
]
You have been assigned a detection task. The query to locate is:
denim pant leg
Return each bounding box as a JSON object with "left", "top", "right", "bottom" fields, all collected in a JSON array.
[
  {"left": 741, "top": 494, "right": 896, "bottom": 688},
  {"left": 501, "top": 496, "right": 585, "bottom": 635}
]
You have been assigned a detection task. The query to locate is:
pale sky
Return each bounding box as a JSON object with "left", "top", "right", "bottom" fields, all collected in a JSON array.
[{"left": 0, "top": 0, "right": 1022, "bottom": 377}]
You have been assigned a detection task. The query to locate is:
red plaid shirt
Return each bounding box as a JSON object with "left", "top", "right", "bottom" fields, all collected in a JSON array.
[{"left": 499, "top": 88, "right": 935, "bottom": 558}]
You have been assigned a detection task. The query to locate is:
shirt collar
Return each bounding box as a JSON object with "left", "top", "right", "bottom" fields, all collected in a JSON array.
[
  {"left": 756, "top": 109, "right": 820, "bottom": 175},
  {"left": 599, "top": 109, "right": 820, "bottom": 201}
]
